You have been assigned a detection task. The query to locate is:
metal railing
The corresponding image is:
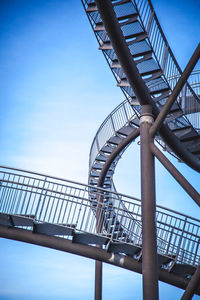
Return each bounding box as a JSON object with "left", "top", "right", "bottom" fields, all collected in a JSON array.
[
  {"left": 83, "top": 0, "right": 200, "bottom": 133},
  {"left": 0, "top": 166, "right": 199, "bottom": 267},
  {"left": 133, "top": 0, "right": 200, "bottom": 130},
  {"left": 89, "top": 98, "right": 138, "bottom": 169}
]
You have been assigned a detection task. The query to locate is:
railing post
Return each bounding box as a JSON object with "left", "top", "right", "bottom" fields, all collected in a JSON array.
[
  {"left": 110, "top": 114, "right": 115, "bottom": 133},
  {"left": 94, "top": 188, "right": 104, "bottom": 300},
  {"left": 34, "top": 177, "right": 47, "bottom": 221},
  {"left": 175, "top": 217, "right": 187, "bottom": 264},
  {"left": 140, "top": 104, "right": 159, "bottom": 300}
]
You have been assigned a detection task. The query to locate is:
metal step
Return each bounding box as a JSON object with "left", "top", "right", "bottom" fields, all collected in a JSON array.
[
  {"left": 101, "top": 145, "right": 115, "bottom": 154},
  {"left": 170, "top": 263, "right": 196, "bottom": 278},
  {"left": 108, "top": 136, "right": 123, "bottom": 145},
  {"left": 107, "top": 241, "right": 141, "bottom": 255},
  {"left": 73, "top": 232, "right": 108, "bottom": 246},
  {"left": 118, "top": 125, "right": 135, "bottom": 136},
  {"left": 180, "top": 129, "right": 200, "bottom": 143},
  {"left": 127, "top": 32, "right": 148, "bottom": 45},
  {"left": 10, "top": 215, "right": 34, "bottom": 227},
  {"left": 0, "top": 213, "right": 11, "bottom": 226},
  {"left": 153, "top": 90, "right": 170, "bottom": 102},
  {"left": 99, "top": 42, "right": 113, "bottom": 50},
  {"left": 34, "top": 222, "right": 74, "bottom": 236},
  {"left": 95, "top": 154, "right": 107, "bottom": 162},
  {"left": 86, "top": 3, "right": 97, "bottom": 13},
  {"left": 93, "top": 162, "right": 103, "bottom": 170}
]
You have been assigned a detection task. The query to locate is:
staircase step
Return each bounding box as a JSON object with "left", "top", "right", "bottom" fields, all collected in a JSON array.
[
  {"left": 117, "top": 79, "right": 130, "bottom": 87},
  {"left": 93, "top": 162, "right": 103, "bottom": 170},
  {"left": 73, "top": 232, "right": 108, "bottom": 246},
  {"left": 10, "top": 215, "right": 34, "bottom": 227},
  {"left": 101, "top": 145, "right": 114, "bottom": 154},
  {"left": 86, "top": 3, "right": 97, "bottom": 13},
  {"left": 143, "top": 70, "right": 163, "bottom": 83},
  {"left": 0, "top": 213, "right": 10, "bottom": 226},
  {"left": 153, "top": 90, "right": 170, "bottom": 102},
  {"left": 107, "top": 241, "right": 141, "bottom": 255},
  {"left": 108, "top": 136, "right": 123, "bottom": 145},
  {"left": 34, "top": 222, "right": 74, "bottom": 236},
  {"left": 180, "top": 129, "right": 200, "bottom": 143},
  {"left": 95, "top": 154, "right": 107, "bottom": 162},
  {"left": 170, "top": 263, "right": 196, "bottom": 278},
  {"left": 118, "top": 125, "right": 135, "bottom": 136},
  {"left": 99, "top": 42, "right": 113, "bottom": 50}
]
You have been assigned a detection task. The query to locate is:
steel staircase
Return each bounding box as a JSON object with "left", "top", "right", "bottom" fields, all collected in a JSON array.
[
  {"left": 82, "top": 0, "right": 200, "bottom": 172},
  {"left": 0, "top": 166, "right": 199, "bottom": 285},
  {"left": 0, "top": 0, "right": 200, "bottom": 296}
]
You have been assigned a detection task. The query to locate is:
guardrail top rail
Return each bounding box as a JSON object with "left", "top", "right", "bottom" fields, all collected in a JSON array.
[{"left": 0, "top": 166, "right": 199, "bottom": 267}]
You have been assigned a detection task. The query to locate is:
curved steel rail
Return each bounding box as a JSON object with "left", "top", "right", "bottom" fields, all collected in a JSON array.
[
  {"left": 0, "top": 166, "right": 200, "bottom": 276},
  {"left": 82, "top": 0, "right": 200, "bottom": 172}
]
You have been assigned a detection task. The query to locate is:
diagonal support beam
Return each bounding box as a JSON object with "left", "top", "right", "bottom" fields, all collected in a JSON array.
[
  {"left": 150, "top": 43, "right": 200, "bottom": 138},
  {"left": 150, "top": 143, "right": 200, "bottom": 207},
  {"left": 181, "top": 265, "right": 200, "bottom": 300}
]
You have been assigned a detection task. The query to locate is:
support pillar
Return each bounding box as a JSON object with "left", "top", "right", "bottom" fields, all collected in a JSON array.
[
  {"left": 140, "top": 105, "right": 159, "bottom": 300},
  {"left": 95, "top": 260, "right": 102, "bottom": 300},
  {"left": 181, "top": 265, "right": 200, "bottom": 300},
  {"left": 95, "top": 191, "right": 103, "bottom": 300}
]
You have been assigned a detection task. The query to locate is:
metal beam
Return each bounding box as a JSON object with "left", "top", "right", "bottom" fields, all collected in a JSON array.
[
  {"left": 93, "top": 0, "right": 200, "bottom": 173},
  {"left": 0, "top": 225, "right": 199, "bottom": 295},
  {"left": 95, "top": 0, "right": 153, "bottom": 106},
  {"left": 150, "top": 143, "right": 200, "bottom": 207},
  {"left": 140, "top": 105, "right": 158, "bottom": 299},
  {"left": 150, "top": 43, "right": 200, "bottom": 137},
  {"left": 181, "top": 265, "right": 200, "bottom": 300},
  {"left": 95, "top": 128, "right": 140, "bottom": 300}
]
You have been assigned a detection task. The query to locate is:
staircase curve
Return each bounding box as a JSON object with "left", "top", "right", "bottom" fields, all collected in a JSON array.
[{"left": 82, "top": 0, "right": 200, "bottom": 174}]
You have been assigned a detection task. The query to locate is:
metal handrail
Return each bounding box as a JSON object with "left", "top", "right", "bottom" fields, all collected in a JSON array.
[
  {"left": 133, "top": 0, "right": 200, "bottom": 129},
  {"left": 0, "top": 166, "right": 199, "bottom": 267},
  {"left": 89, "top": 98, "right": 138, "bottom": 169}
]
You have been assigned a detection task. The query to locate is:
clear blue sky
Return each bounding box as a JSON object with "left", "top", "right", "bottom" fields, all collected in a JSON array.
[{"left": 0, "top": 0, "right": 200, "bottom": 299}]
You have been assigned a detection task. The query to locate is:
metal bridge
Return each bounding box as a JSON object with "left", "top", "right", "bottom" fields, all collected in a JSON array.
[{"left": 1, "top": 0, "right": 200, "bottom": 299}]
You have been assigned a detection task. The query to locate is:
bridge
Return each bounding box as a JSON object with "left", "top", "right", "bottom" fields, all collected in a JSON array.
[{"left": 1, "top": 0, "right": 200, "bottom": 299}]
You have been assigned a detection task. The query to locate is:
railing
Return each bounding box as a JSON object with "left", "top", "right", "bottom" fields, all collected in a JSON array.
[
  {"left": 133, "top": 0, "right": 200, "bottom": 130},
  {"left": 84, "top": 0, "right": 200, "bottom": 163},
  {"left": 166, "top": 70, "right": 200, "bottom": 130},
  {"left": 0, "top": 166, "right": 199, "bottom": 267},
  {"left": 89, "top": 98, "right": 138, "bottom": 169}
]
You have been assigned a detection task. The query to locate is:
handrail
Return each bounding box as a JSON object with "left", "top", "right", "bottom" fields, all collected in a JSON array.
[
  {"left": 0, "top": 166, "right": 199, "bottom": 267},
  {"left": 89, "top": 98, "right": 138, "bottom": 169}
]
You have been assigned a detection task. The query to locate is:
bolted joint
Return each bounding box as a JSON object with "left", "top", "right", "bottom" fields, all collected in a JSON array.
[{"left": 140, "top": 113, "right": 154, "bottom": 125}]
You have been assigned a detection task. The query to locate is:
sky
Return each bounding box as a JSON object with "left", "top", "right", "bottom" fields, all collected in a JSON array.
[{"left": 0, "top": 0, "right": 200, "bottom": 299}]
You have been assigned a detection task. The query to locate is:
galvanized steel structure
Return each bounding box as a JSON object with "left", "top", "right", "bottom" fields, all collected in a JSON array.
[{"left": 1, "top": 0, "right": 200, "bottom": 299}]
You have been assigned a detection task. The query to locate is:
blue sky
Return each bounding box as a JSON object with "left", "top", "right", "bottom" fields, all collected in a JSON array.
[{"left": 0, "top": 0, "right": 200, "bottom": 299}]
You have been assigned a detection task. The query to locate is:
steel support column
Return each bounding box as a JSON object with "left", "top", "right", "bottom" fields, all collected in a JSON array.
[
  {"left": 95, "top": 260, "right": 102, "bottom": 300},
  {"left": 181, "top": 265, "right": 200, "bottom": 299},
  {"left": 94, "top": 191, "right": 104, "bottom": 300},
  {"left": 140, "top": 105, "right": 159, "bottom": 300}
]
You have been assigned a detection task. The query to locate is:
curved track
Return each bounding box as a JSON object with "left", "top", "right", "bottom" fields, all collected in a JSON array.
[{"left": 0, "top": 166, "right": 200, "bottom": 294}]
